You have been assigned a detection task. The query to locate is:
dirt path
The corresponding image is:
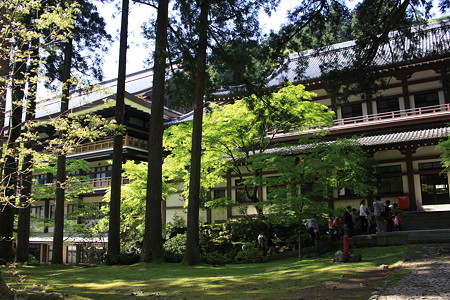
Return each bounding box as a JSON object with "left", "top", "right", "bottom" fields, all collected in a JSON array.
[{"left": 370, "top": 244, "right": 450, "bottom": 300}]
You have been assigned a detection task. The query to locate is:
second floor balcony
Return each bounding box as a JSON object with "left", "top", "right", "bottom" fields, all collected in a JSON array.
[
  {"left": 71, "top": 135, "right": 148, "bottom": 156},
  {"left": 334, "top": 103, "right": 450, "bottom": 128}
]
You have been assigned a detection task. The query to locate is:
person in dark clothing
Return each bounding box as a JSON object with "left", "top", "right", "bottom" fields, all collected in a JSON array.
[{"left": 344, "top": 206, "right": 354, "bottom": 236}]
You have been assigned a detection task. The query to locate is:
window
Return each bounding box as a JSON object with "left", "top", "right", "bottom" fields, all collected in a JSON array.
[
  {"left": 234, "top": 180, "right": 254, "bottom": 203},
  {"left": 378, "top": 165, "right": 402, "bottom": 174},
  {"left": 341, "top": 103, "right": 363, "bottom": 119},
  {"left": 377, "top": 98, "right": 400, "bottom": 114},
  {"left": 419, "top": 162, "right": 442, "bottom": 171},
  {"left": 66, "top": 245, "right": 77, "bottom": 264},
  {"left": 212, "top": 189, "right": 226, "bottom": 199},
  {"left": 379, "top": 177, "right": 404, "bottom": 195},
  {"left": 87, "top": 166, "right": 112, "bottom": 187},
  {"left": 33, "top": 173, "right": 51, "bottom": 185},
  {"left": 50, "top": 205, "right": 55, "bottom": 219},
  {"left": 31, "top": 206, "right": 44, "bottom": 218},
  {"left": 48, "top": 245, "right": 53, "bottom": 263},
  {"left": 414, "top": 92, "right": 439, "bottom": 108},
  {"left": 377, "top": 165, "right": 403, "bottom": 195}
]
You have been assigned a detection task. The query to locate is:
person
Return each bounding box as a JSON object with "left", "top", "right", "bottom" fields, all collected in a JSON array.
[
  {"left": 304, "top": 218, "right": 320, "bottom": 245},
  {"left": 257, "top": 231, "right": 267, "bottom": 252},
  {"left": 373, "top": 196, "right": 386, "bottom": 233},
  {"left": 393, "top": 212, "right": 403, "bottom": 231},
  {"left": 344, "top": 206, "right": 354, "bottom": 236},
  {"left": 385, "top": 200, "right": 394, "bottom": 232},
  {"left": 327, "top": 214, "right": 339, "bottom": 241},
  {"left": 359, "top": 200, "right": 369, "bottom": 234},
  {"left": 266, "top": 225, "right": 277, "bottom": 255}
]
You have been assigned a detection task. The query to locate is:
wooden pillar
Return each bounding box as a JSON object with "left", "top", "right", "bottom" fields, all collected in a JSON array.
[
  {"left": 401, "top": 146, "right": 417, "bottom": 210},
  {"left": 397, "top": 73, "right": 412, "bottom": 109}
]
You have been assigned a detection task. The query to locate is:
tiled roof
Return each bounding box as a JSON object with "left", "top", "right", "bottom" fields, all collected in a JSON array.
[
  {"left": 266, "top": 127, "right": 450, "bottom": 155},
  {"left": 267, "top": 20, "right": 450, "bottom": 86},
  {"left": 357, "top": 127, "right": 450, "bottom": 146}
]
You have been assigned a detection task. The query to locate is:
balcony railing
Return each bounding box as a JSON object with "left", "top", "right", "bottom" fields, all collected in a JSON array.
[
  {"left": 87, "top": 177, "right": 130, "bottom": 189},
  {"left": 33, "top": 177, "right": 130, "bottom": 190},
  {"left": 334, "top": 103, "right": 450, "bottom": 126},
  {"left": 72, "top": 135, "right": 148, "bottom": 155}
]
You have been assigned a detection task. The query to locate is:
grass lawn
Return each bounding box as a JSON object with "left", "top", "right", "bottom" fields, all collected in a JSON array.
[{"left": 3, "top": 245, "right": 411, "bottom": 299}]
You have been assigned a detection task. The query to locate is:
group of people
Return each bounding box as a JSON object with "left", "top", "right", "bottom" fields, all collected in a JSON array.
[{"left": 342, "top": 197, "right": 403, "bottom": 236}]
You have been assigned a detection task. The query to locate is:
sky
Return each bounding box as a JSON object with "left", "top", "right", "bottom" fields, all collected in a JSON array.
[
  {"left": 98, "top": 0, "right": 444, "bottom": 81},
  {"left": 99, "top": 0, "right": 298, "bottom": 80}
]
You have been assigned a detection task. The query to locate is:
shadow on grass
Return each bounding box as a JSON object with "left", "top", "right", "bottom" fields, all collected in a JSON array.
[{"left": 8, "top": 245, "right": 409, "bottom": 299}]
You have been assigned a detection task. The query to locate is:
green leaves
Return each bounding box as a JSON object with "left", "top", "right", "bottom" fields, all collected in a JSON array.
[{"left": 163, "top": 84, "right": 335, "bottom": 207}]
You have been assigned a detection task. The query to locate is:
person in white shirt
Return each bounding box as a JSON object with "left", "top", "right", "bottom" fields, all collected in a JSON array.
[
  {"left": 373, "top": 196, "right": 386, "bottom": 233},
  {"left": 359, "top": 200, "right": 368, "bottom": 234}
]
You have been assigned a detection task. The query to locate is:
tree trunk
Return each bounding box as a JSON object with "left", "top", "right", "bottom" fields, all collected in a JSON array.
[
  {"left": 52, "top": 39, "right": 72, "bottom": 264},
  {"left": 16, "top": 38, "right": 38, "bottom": 263},
  {"left": 0, "top": 36, "right": 29, "bottom": 263},
  {"left": 0, "top": 270, "right": 13, "bottom": 299},
  {"left": 0, "top": 6, "right": 10, "bottom": 265},
  {"left": 108, "top": 0, "right": 129, "bottom": 256},
  {"left": 183, "top": 0, "right": 208, "bottom": 265},
  {"left": 141, "top": 0, "right": 169, "bottom": 263}
]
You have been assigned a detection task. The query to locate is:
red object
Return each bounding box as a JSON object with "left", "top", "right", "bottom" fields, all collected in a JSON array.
[
  {"left": 398, "top": 195, "right": 409, "bottom": 210},
  {"left": 343, "top": 234, "right": 352, "bottom": 254}
]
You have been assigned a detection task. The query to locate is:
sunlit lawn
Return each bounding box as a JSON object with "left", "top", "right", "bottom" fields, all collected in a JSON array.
[{"left": 4, "top": 245, "right": 410, "bottom": 299}]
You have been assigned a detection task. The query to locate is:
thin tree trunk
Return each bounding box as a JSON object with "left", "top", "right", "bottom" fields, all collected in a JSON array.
[
  {"left": 141, "top": 0, "right": 169, "bottom": 263},
  {"left": 52, "top": 39, "right": 72, "bottom": 264},
  {"left": 16, "top": 38, "right": 38, "bottom": 263},
  {"left": 0, "top": 5, "right": 10, "bottom": 265},
  {"left": 108, "top": 0, "right": 129, "bottom": 256},
  {"left": 0, "top": 44, "right": 27, "bottom": 263},
  {"left": 183, "top": 0, "right": 208, "bottom": 265}
]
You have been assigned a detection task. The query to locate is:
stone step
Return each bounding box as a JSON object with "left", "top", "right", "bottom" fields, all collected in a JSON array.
[{"left": 352, "top": 229, "right": 450, "bottom": 247}]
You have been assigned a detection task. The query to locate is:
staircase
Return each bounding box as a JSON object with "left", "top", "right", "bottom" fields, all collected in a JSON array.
[
  {"left": 352, "top": 211, "right": 450, "bottom": 247},
  {"left": 400, "top": 211, "right": 450, "bottom": 231}
]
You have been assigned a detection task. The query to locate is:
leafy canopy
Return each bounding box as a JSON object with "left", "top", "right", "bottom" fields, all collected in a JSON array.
[{"left": 163, "top": 83, "right": 334, "bottom": 205}]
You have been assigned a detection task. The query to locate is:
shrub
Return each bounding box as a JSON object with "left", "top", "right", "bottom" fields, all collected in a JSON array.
[
  {"left": 203, "top": 250, "right": 235, "bottom": 265},
  {"left": 105, "top": 253, "right": 140, "bottom": 265},
  {"left": 163, "top": 233, "right": 186, "bottom": 263},
  {"left": 235, "top": 246, "right": 264, "bottom": 263}
]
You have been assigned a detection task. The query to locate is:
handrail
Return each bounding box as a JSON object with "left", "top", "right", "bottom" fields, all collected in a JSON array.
[
  {"left": 72, "top": 135, "right": 148, "bottom": 154},
  {"left": 33, "top": 177, "right": 130, "bottom": 189},
  {"left": 334, "top": 103, "right": 450, "bottom": 126}
]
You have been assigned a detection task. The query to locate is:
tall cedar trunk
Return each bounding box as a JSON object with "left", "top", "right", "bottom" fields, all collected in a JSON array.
[
  {"left": 52, "top": 39, "right": 72, "bottom": 264},
  {"left": 141, "top": 0, "right": 169, "bottom": 263},
  {"left": 108, "top": 0, "right": 129, "bottom": 256},
  {"left": 16, "top": 38, "right": 38, "bottom": 263},
  {"left": 0, "top": 270, "right": 13, "bottom": 298},
  {"left": 183, "top": 0, "right": 208, "bottom": 265},
  {"left": 0, "top": 45, "right": 27, "bottom": 263},
  {"left": 0, "top": 6, "right": 10, "bottom": 265}
]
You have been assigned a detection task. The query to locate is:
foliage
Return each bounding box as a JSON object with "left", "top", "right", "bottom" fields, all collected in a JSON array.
[
  {"left": 202, "top": 251, "right": 235, "bottom": 265},
  {"left": 162, "top": 214, "right": 187, "bottom": 240},
  {"left": 104, "top": 253, "right": 140, "bottom": 265},
  {"left": 437, "top": 136, "right": 450, "bottom": 173},
  {"left": 163, "top": 233, "right": 187, "bottom": 263},
  {"left": 97, "top": 161, "right": 175, "bottom": 252},
  {"left": 163, "top": 84, "right": 334, "bottom": 210},
  {"left": 234, "top": 245, "right": 265, "bottom": 262}
]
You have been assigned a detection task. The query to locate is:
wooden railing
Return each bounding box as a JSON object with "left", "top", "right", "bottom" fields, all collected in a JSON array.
[
  {"left": 87, "top": 177, "right": 130, "bottom": 189},
  {"left": 334, "top": 103, "right": 450, "bottom": 126},
  {"left": 33, "top": 177, "right": 130, "bottom": 190},
  {"left": 72, "top": 135, "right": 148, "bottom": 155}
]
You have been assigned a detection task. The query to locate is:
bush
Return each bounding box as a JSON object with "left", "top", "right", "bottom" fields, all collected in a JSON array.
[
  {"left": 163, "top": 233, "right": 186, "bottom": 263},
  {"left": 203, "top": 250, "right": 236, "bottom": 265},
  {"left": 105, "top": 253, "right": 140, "bottom": 265},
  {"left": 235, "top": 246, "right": 264, "bottom": 263}
]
